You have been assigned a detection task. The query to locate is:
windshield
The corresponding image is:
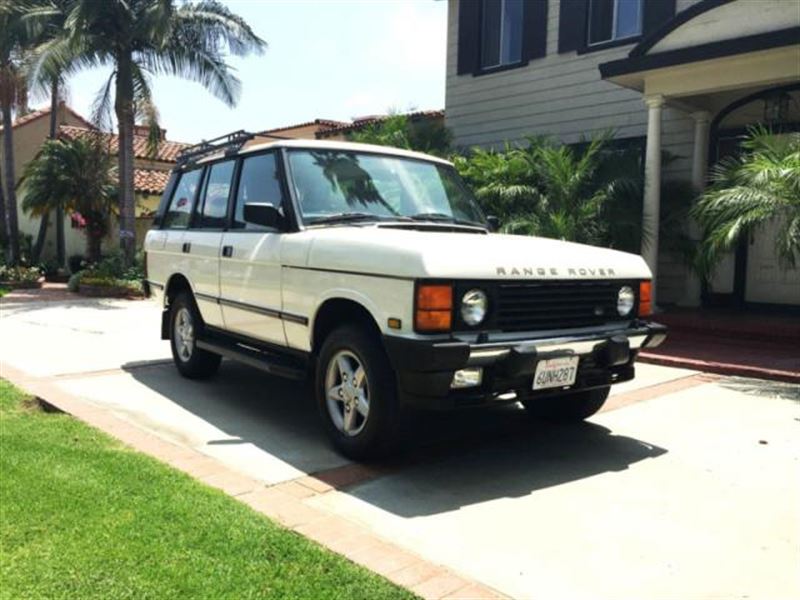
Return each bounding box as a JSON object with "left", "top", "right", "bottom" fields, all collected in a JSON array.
[{"left": 286, "top": 149, "right": 486, "bottom": 227}]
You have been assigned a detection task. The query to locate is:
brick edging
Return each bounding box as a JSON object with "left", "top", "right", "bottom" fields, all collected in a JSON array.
[{"left": 0, "top": 365, "right": 507, "bottom": 600}]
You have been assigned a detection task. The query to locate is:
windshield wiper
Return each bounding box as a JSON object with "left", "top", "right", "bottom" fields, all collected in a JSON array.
[
  {"left": 409, "top": 212, "right": 486, "bottom": 228},
  {"left": 307, "top": 212, "right": 385, "bottom": 225}
]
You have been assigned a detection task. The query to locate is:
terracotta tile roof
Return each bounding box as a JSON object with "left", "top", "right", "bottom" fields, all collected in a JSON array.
[
  {"left": 315, "top": 109, "right": 445, "bottom": 138},
  {"left": 59, "top": 125, "right": 190, "bottom": 163},
  {"left": 259, "top": 118, "right": 349, "bottom": 135},
  {"left": 134, "top": 169, "right": 171, "bottom": 194},
  {"left": 0, "top": 102, "right": 94, "bottom": 132}
]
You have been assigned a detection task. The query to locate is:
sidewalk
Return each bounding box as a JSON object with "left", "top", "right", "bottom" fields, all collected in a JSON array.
[{"left": 640, "top": 309, "right": 800, "bottom": 383}]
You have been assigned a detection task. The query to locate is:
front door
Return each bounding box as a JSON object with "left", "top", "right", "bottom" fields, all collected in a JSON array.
[
  {"left": 744, "top": 217, "right": 800, "bottom": 305},
  {"left": 219, "top": 151, "right": 287, "bottom": 345}
]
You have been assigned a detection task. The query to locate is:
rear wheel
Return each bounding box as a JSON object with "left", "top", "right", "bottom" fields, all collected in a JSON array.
[
  {"left": 316, "top": 325, "right": 402, "bottom": 460},
  {"left": 521, "top": 386, "right": 610, "bottom": 422},
  {"left": 170, "top": 292, "right": 221, "bottom": 379}
]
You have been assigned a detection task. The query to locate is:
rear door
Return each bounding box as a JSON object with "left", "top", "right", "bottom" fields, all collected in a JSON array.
[
  {"left": 182, "top": 160, "right": 236, "bottom": 328},
  {"left": 156, "top": 167, "right": 203, "bottom": 292},
  {"left": 219, "top": 151, "right": 287, "bottom": 345}
]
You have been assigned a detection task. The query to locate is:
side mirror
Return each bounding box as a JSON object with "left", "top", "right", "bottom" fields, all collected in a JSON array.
[
  {"left": 486, "top": 215, "right": 501, "bottom": 232},
  {"left": 243, "top": 202, "right": 282, "bottom": 228}
]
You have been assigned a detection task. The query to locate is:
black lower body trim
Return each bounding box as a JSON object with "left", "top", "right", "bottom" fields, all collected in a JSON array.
[{"left": 191, "top": 292, "right": 309, "bottom": 326}]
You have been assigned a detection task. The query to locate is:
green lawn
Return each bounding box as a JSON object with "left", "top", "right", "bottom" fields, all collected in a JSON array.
[{"left": 0, "top": 380, "right": 412, "bottom": 599}]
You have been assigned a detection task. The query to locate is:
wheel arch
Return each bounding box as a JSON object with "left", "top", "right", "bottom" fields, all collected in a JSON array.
[
  {"left": 161, "top": 273, "right": 195, "bottom": 339},
  {"left": 311, "top": 296, "right": 383, "bottom": 355}
]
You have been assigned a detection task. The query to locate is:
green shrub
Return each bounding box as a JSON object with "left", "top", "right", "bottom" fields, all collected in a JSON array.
[
  {"left": 38, "top": 257, "right": 61, "bottom": 277},
  {"left": 0, "top": 265, "right": 42, "bottom": 284},
  {"left": 67, "top": 271, "right": 82, "bottom": 292},
  {"left": 81, "top": 251, "right": 144, "bottom": 283},
  {"left": 68, "top": 254, "right": 85, "bottom": 274}
]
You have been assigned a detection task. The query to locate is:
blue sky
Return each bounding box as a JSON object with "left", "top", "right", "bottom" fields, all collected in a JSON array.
[{"left": 35, "top": 0, "right": 448, "bottom": 143}]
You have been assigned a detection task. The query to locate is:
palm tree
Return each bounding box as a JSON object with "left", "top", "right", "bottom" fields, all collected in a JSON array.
[
  {"left": 30, "top": 0, "right": 265, "bottom": 265},
  {"left": 517, "top": 135, "right": 612, "bottom": 244},
  {"left": 691, "top": 127, "right": 800, "bottom": 276},
  {"left": 24, "top": 0, "right": 72, "bottom": 266},
  {"left": 0, "top": 0, "right": 31, "bottom": 265},
  {"left": 348, "top": 113, "right": 452, "bottom": 157},
  {"left": 452, "top": 142, "right": 541, "bottom": 222},
  {"left": 19, "top": 135, "right": 116, "bottom": 261},
  {"left": 456, "top": 135, "right": 613, "bottom": 245}
]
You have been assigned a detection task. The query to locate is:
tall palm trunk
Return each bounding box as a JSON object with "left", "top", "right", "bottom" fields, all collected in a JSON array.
[
  {"left": 52, "top": 82, "right": 65, "bottom": 268},
  {"left": 1, "top": 100, "right": 20, "bottom": 265},
  {"left": 114, "top": 52, "right": 136, "bottom": 266},
  {"left": 0, "top": 158, "right": 6, "bottom": 249},
  {"left": 31, "top": 81, "right": 64, "bottom": 266}
]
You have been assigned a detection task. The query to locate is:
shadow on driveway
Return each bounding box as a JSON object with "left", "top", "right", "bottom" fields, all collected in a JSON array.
[{"left": 123, "top": 359, "right": 667, "bottom": 516}]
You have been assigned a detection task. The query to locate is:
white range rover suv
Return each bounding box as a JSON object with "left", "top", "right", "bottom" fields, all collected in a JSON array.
[{"left": 145, "top": 131, "right": 666, "bottom": 459}]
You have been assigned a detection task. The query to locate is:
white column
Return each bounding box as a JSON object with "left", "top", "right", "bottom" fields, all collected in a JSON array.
[
  {"left": 642, "top": 95, "right": 664, "bottom": 309},
  {"left": 682, "top": 110, "right": 711, "bottom": 306},
  {"left": 690, "top": 111, "right": 711, "bottom": 190}
]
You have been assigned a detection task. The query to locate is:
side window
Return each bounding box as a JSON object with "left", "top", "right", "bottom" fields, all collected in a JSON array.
[
  {"left": 195, "top": 160, "right": 235, "bottom": 229},
  {"left": 163, "top": 169, "right": 203, "bottom": 229},
  {"left": 588, "top": 0, "right": 642, "bottom": 45},
  {"left": 232, "top": 153, "right": 285, "bottom": 230}
]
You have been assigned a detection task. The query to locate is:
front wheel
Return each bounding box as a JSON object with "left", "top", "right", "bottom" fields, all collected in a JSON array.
[
  {"left": 170, "top": 292, "right": 221, "bottom": 379},
  {"left": 316, "top": 325, "right": 402, "bottom": 460},
  {"left": 521, "top": 386, "right": 610, "bottom": 422}
]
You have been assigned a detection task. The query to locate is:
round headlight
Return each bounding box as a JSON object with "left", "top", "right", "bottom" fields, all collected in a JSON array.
[
  {"left": 461, "top": 289, "right": 488, "bottom": 326},
  {"left": 617, "top": 285, "right": 635, "bottom": 316}
]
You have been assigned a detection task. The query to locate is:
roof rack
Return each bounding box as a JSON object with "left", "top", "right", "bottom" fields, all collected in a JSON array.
[{"left": 176, "top": 130, "right": 255, "bottom": 166}]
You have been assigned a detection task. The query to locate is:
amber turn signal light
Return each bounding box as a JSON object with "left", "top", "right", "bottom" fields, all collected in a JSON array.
[
  {"left": 415, "top": 284, "right": 453, "bottom": 332},
  {"left": 639, "top": 280, "right": 652, "bottom": 317}
]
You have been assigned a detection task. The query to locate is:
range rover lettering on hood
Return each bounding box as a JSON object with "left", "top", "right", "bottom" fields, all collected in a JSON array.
[{"left": 496, "top": 266, "right": 617, "bottom": 277}]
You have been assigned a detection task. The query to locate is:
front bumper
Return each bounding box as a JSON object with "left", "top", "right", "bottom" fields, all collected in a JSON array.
[{"left": 383, "top": 322, "right": 667, "bottom": 409}]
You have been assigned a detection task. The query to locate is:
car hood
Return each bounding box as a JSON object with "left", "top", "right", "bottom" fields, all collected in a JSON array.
[{"left": 297, "top": 225, "right": 651, "bottom": 280}]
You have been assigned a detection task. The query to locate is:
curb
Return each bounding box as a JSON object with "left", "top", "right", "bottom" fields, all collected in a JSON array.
[
  {"left": 638, "top": 352, "right": 800, "bottom": 384},
  {"left": 1, "top": 364, "right": 507, "bottom": 600}
]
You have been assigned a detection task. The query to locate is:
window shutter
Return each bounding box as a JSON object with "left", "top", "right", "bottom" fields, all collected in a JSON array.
[
  {"left": 643, "top": 0, "right": 676, "bottom": 36},
  {"left": 457, "top": 0, "right": 481, "bottom": 75},
  {"left": 558, "top": 0, "right": 588, "bottom": 53},
  {"left": 522, "top": 0, "right": 549, "bottom": 60}
]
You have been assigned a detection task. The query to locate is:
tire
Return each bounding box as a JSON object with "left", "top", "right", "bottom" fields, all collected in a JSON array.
[
  {"left": 169, "top": 291, "right": 221, "bottom": 379},
  {"left": 315, "top": 325, "right": 402, "bottom": 460},
  {"left": 521, "top": 386, "right": 610, "bottom": 422}
]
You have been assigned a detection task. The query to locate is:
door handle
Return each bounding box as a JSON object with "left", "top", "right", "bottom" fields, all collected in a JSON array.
[
  {"left": 182, "top": 242, "right": 191, "bottom": 253},
  {"left": 222, "top": 245, "right": 233, "bottom": 258}
]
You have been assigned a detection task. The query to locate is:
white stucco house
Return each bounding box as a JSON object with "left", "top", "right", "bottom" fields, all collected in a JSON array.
[{"left": 445, "top": 0, "right": 800, "bottom": 309}]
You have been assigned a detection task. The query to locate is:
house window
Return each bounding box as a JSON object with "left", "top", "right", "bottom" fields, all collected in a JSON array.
[
  {"left": 480, "top": 0, "right": 524, "bottom": 69},
  {"left": 588, "top": 0, "right": 642, "bottom": 46}
]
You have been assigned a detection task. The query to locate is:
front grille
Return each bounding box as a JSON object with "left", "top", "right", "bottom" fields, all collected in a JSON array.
[{"left": 494, "top": 280, "right": 634, "bottom": 332}]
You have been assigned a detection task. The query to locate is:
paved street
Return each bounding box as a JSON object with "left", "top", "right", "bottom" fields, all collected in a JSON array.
[{"left": 2, "top": 296, "right": 798, "bottom": 599}]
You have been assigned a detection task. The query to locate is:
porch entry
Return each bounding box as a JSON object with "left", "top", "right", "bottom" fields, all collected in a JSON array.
[{"left": 708, "top": 85, "right": 800, "bottom": 309}]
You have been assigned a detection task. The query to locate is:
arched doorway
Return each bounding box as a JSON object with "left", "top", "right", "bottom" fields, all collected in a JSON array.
[{"left": 705, "top": 83, "right": 800, "bottom": 309}]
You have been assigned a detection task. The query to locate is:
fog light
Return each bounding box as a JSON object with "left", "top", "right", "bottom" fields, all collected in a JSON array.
[{"left": 451, "top": 367, "right": 483, "bottom": 389}]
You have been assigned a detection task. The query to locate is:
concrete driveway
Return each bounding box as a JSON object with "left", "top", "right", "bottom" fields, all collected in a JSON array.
[{"left": 2, "top": 296, "right": 798, "bottom": 599}]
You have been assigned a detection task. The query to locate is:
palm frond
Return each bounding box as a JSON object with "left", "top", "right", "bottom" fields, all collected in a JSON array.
[
  {"left": 139, "top": 44, "right": 240, "bottom": 106},
  {"left": 172, "top": 0, "right": 266, "bottom": 57}
]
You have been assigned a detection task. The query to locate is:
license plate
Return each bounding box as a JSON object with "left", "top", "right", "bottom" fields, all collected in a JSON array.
[{"left": 532, "top": 356, "right": 579, "bottom": 390}]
